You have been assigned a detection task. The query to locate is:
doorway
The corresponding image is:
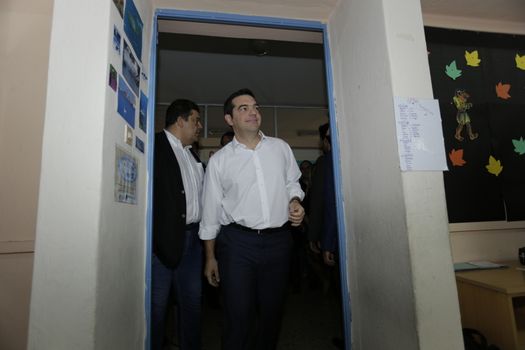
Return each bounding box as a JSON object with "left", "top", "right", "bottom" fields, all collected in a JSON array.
[{"left": 146, "top": 9, "right": 351, "bottom": 350}]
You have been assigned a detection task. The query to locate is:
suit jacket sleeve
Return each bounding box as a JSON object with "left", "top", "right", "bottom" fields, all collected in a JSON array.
[{"left": 152, "top": 132, "right": 187, "bottom": 268}]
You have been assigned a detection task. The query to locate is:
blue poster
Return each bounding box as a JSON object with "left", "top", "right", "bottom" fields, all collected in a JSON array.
[
  {"left": 123, "top": 0, "right": 143, "bottom": 61},
  {"left": 135, "top": 137, "right": 145, "bottom": 153},
  {"left": 122, "top": 40, "right": 140, "bottom": 96},
  {"left": 139, "top": 91, "right": 147, "bottom": 133},
  {"left": 117, "top": 76, "right": 136, "bottom": 128}
]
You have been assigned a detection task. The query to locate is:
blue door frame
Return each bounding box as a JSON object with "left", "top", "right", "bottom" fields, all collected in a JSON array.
[{"left": 145, "top": 9, "right": 351, "bottom": 350}]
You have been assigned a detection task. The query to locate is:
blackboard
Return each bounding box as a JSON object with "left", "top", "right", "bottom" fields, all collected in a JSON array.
[{"left": 425, "top": 27, "right": 525, "bottom": 222}]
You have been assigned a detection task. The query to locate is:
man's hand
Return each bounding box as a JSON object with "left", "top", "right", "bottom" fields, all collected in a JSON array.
[
  {"left": 203, "top": 239, "right": 220, "bottom": 287},
  {"left": 309, "top": 241, "right": 321, "bottom": 254},
  {"left": 204, "top": 258, "right": 220, "bottom": 287},
  {"left": 323, "top": 251, "right": 336, "bottom": 266},
  {"left": 288, "top": 199, "right": 305, "bottom": 226}
]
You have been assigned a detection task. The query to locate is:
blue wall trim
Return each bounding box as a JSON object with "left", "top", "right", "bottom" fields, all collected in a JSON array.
[
  {"left": 156, "top": 9, "right": 324, "bottom": 30},
  {"left": 145, "top": 9, "right": 351, "bottom": 350},
  {"left": 323, "top": 26, "right": 352, "bottom": 350},
  {"left": 144, "top": 14, "right": 158, "bottom": 350}
]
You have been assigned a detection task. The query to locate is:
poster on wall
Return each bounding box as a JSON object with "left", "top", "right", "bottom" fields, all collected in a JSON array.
[
  {"left": 136, "top": 137, "right": 145, "bottom": 153},
  {"left": 122, "top": 40, "right": 140, "bottom": 96},
  {"left": 113, "top": 26, "right": 121, "bottom": 55},
  {"left": 123, "top": 0, "right": 143, "bottom": 61},
  {"left": 117, "top": 75, "right": 136, "bottom": 128},
  {"left": 109, "top": 64, "right": 117, "bottom": 92},
  {"left": 112, "top": 0, "right": 124, "bottom": 18},
  {"left": 425, "top": 27, "right": 525, "bottom": 222},
  {"left": 115, "top": 146, "right": 138, "bottom": 204},
  {"left": 393, "top": 97, "right": 448, "bottom": 171},
  {"left": 139, "top": 91, "right": 148, "bottom": 133}
]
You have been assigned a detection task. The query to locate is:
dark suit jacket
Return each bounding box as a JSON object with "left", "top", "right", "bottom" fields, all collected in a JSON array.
[
  {"left": 153, "top": 131, "right": 201, "bottom": 268},
  {"left": 307, "top": 154, "right": 325, "bottom": 242}
]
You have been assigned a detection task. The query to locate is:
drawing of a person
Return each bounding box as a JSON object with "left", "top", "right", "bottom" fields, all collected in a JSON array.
[{"left": 453, "top": 89, "right": 478, "bottom": 141}]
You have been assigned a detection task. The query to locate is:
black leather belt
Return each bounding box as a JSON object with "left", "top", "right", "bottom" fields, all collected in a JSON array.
[
  {"left": 228, "top": 222, "right": 289, "bottom": 234},
  {"left": 185, "top": 222, "right": 199, "bottom": 230}
]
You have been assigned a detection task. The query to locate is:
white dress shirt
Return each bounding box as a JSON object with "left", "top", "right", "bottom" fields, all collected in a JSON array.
[
  {"left": 199, "top": 133, "right": 304, "bottom": 240},
  {"left": 164, "top": 129, "right": 204, "bottom": 224}
]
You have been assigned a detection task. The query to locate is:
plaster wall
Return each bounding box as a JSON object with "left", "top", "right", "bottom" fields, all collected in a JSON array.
[
  {"left": 94, "top": 1, "right": 152, "bottom": 347},
  {"left": 327, "top": 0, "right": 462, "bottom": 348},
  {"left": 153, "top": 0, "right": 336, "bottom": 22},
  {"left": 383, "top": 0, "right": 463, "bottom": 348},
  {"left": 0, "top": 1, "right": 52, "bottom": 349},
  {"left": 28, "top": 0, "right": 153, "bottom": 348}
]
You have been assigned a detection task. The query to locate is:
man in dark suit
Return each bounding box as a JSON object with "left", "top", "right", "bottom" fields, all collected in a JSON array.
[{"left": 151, "top": 99, "right": 204, "bottom": 350}]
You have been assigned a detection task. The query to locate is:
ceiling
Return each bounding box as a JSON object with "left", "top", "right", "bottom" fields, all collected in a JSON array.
[{"left": 420, "top": 0, "right": 525, "bottom": 23}]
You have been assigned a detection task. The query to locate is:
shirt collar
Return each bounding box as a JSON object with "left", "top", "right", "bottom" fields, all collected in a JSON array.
[
  {"left": 231, "top": 131, "right": 266, "bottom": 150},
  {"left": 164, "top": 129, "right": 192, "bottom": 150}
]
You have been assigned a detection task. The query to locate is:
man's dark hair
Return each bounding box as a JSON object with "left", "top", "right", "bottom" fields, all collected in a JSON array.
[
  {"left": 319, "top": 123, "right": 329, "bottom": 141},
  {"left": 223, "top": 88, "right": 256, "bottom": 116},
  {"left": 220, "top": 131, "right": 235, "bottom": 147},
  {"left": 165, "top": 99, "right": 200, "bottom": 128}
]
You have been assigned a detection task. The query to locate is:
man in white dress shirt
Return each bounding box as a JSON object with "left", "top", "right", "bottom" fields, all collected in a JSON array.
[{"left": 199, "top": 89, "right": 305, "bottom": 350}]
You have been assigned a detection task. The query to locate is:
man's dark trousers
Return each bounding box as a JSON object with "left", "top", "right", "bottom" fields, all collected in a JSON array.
[
  {"left": 151, "top": 225, "right": 202, "bottom": 350},
  {"left": 217, "top": 224, "right": 292, "bottom": 350}
]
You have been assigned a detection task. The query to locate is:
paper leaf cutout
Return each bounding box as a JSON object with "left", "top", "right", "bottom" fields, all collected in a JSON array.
[
  {"left": 465, "top": 50, "right": 481, "bottom": 67},
  {"left": 486, "top": 156, "right": 503, "bottom": 176},
  {"left": 516, "top": 54, "right": 525, "bottom": 70},
  {"left": 512, "top": 137, "right": 525, "bottom": 155},
  {"left": 449, "top": 148, "right": 466, "bottom": 166},
  {"left": 495, "top": 82, "right": 511, "bottom": 99},
  {"left": 445, "top": 60, "right": 462, "bottom": 80}
]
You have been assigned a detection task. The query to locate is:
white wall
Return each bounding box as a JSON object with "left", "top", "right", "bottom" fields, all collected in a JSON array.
[
  {"left": 328, "top": 0, "right": 462, "bottom": 349},
  {"left": 153, "top": 0, "right": 336, "bottom": 22},
  {"left": 0, "top": 1, "right": 52, "bottom": 349},
  {"left": 94, "top": 1, "right": 152, "bottom": 347},
  {"left": 28, "top": 0, "right": 153, "bottom": 348}
]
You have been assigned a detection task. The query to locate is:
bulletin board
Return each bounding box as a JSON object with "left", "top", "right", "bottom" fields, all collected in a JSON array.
[{"left": 425, "top": 27, "right": 525, "bottom": 223}]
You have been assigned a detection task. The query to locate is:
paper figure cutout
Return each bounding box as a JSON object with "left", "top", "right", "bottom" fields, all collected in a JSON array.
[
  {"left": 449, "top": 148, "right": 467, "bottom": 166},
  {"left": 495, "top": 82, "right": 511, "bottom": 99},
  {"left": 446, "top": 60, "right": 462, "bottom": 80},
  {"left": 512, "top": 137, "right": 525, "bottom": 155},
  {"left": 486, "top": 156, "right": 503, "bottom": 176},
  {"left": 465, "top": 50, "right": 481, "bottom": 67},
  {"left": 516, "top": 53, "right": 525, "bottom": 70},
  {"left": 452, "top": 89, "right": 478, "bottom": 141}
]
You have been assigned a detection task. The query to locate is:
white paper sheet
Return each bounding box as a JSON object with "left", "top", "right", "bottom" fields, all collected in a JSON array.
[{"left": 393, "top": 97, "right": 448, "bottom": 171}]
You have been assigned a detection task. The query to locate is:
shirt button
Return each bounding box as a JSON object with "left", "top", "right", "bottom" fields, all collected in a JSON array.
[
  {"left": 181, "top": 190, "right": 185, "bottom": 194},
  {"left": 182, "top": 214, "right": 186, "bottom": 218}
]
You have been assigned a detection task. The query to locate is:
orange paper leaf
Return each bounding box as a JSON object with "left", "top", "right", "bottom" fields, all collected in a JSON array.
[
  {"left": 495, "top": 82, "right": 511, "bottom": 99},
  {"left": 449, "top": 148, "right": 466, "bottom": 166}
]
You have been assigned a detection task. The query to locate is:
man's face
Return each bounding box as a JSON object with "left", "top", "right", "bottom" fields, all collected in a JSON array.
[
  {"left": 300, "top": 162, "right": 312, "bottom": 177},
  {"left": 178, "top": 109, "right": 202, "bottom": 146},
  {"left": 220, "top": 134, "right": 234, "bottom": 147},
  {"left": 225, "top": 95, "right": 261, "bottom": 133}
]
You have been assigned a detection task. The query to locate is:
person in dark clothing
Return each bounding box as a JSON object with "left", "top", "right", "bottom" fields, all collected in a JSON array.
[{"left": 151, "top": 99, "right": 204, "bottom": 350}]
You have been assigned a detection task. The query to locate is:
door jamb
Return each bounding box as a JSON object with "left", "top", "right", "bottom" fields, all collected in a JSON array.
[{"left": 145, "top": 9, "right": 352, "bottom": 350}]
